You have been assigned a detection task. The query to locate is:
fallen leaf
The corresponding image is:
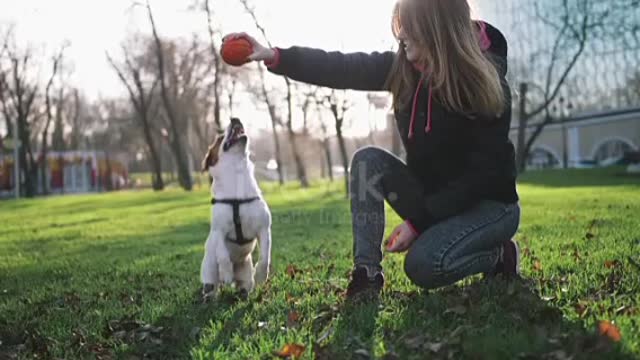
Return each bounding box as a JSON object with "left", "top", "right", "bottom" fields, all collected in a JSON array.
[
  {"left": 444, "top": 305, "right": 467, "bottom": 316},
  {"left": 273, "top": 343, "right": 306, "bottom": 359},
  {"left": 287, "top": 311, "right": 300, "bottom": 327},
  {"left": 598, "top": 321, "right": 622, "bottom": 342},
  {"left": 574, "top": 302, "right": 588, "bottom": 318},
  {"left": 573, "top": 248, "right": 581, "bottom": 261},
  {"left": 533, "top": 260, "right": 543, "bottom": 272},
  {"left": 604, "top": 260, "right": 618, "bottom": 269},
  {"left": 286, "top": 265, "right": 301, "bottom": 279}
]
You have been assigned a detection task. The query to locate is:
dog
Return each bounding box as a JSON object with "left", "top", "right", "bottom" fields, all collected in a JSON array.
[{"left": 200, "top": 117, "right": 272, "bottom": 300}]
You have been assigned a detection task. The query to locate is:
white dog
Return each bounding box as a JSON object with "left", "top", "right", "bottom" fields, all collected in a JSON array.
[{"left": 200, "top": 118, "right": 272, "bottom": 300}]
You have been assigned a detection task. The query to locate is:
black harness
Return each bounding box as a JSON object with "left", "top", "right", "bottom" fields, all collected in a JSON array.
[{"left": 211, "top": 197, "right": 260, "bottom": 245}]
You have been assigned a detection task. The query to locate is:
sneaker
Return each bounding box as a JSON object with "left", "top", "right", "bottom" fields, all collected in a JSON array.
[
  {"left": 345, "top": 267, "right": 384, "bottom": 301},
  {"left": 487, "top": 239, "right": 520, "bottom": 279}
]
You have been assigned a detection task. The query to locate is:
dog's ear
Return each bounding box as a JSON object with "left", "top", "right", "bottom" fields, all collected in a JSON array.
[{"left": 201, "top": 135, "right": 224, "bottom": 172}]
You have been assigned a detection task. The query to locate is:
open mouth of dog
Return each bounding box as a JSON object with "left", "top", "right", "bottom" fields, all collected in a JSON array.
[{"left": 223, "top": 119, "right": 248, "bottom": 152}]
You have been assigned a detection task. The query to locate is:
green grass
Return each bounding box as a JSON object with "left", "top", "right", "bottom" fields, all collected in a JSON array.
[{"left": 1, "top": 168, "right": 639, "bottom": 359}]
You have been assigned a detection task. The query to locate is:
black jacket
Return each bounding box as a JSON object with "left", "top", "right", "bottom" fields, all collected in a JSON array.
[{"left": 267, "top": 22, "right": 518, "bottom": 233}]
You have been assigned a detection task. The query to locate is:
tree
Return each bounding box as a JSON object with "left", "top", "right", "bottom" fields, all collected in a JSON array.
[
  {"left": 204, "top": 0, "right": 223, "bottom": 131},
  {"left": 240, "top": 0, "right": 309, "bottom": 188},
  {"left": 324, "top": 90, "right": 352, "bottom": 195},
  {"left": 107, "top": 42, "right": 164, "bottom": 191},
  {"left": 146, "top": 0, "right": 193, "bottom": 190},
  {"left": 315, "top": 102, "right": 334, "bottom": 182},
  {"left": 41, "top": 45, "right": 66, "bottom": 194},
  {"left": 514, "top": 0, "right": 630, "bottom": 171},
  {"left": 1, "top": 40, "right": 39, "bottom": 197}
]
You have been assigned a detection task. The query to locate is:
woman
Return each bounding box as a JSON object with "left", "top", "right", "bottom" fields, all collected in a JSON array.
[{"left": 226, "top": 0, "right": 520, "bottom": 299}]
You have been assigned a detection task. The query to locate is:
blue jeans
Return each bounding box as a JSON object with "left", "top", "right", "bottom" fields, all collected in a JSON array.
[{"left": 349, "top": 146, "right": 520, "bottom": 289}]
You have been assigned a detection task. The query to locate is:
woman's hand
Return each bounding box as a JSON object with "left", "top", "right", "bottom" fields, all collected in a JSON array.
[
  {"left": 385, "top": 221, "right": 418, "bottom": 253},
  {"left": 222, "top": 32, "right": 275, "bottom": 62}
]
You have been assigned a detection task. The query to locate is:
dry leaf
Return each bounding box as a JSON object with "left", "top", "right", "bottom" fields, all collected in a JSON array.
[
  {"left": 274, "top": 343, "right": 306, "bottom": 359},
  {"left": 574, "top": 302, "right": 588, "bottom": 318},
  {"left": 286, "top": 293, "right": 296, "bottom": 304},
  {"left": 533, "top": 260, "right": 543, "bottom": 272},
  {"left": 598, "top": 320, "right": 622, "bottom": 342},
  {"left": 604, "top": 260, "right": 620, "bottom": 269},
  {"left": 287, "top": 311, "right": 300, "bottom": 327},
  {"left": 286, "top": 265, "right": 301, "bottom": 279}
]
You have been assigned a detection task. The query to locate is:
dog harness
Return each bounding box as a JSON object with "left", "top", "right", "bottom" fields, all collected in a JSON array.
[{"left": 211, "top": 197, "right": 260, "bottom": 245}]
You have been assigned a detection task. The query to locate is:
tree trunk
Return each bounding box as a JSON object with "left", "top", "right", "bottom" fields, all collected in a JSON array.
[
  {"left": 51, "top": 87, "right": 66, "bottom": 152},
  {"left": 266, "top": 102, "right": 284, "bottom": 185},
  {"left": 69, "top": 89, "right": 81, "bottom": 150},
  {"left": 323, "top": 138, "right": 334, "bottom": 182},
  {"left": 205, "top": 0, "right": 223, "bottom": 131},
  {"left": 140, "top": 114, "right": 164, "bottom": 191},
  {"left": 285, "top": 82, "right": 309, "bottom": 187},
  {"left": 515, "top": 82, "right": 528, "bottom": 173},
  {"left": 335, "top": 120, "right": 349, "bottom": 196},
  {"left": 147, "top": 1, "right": 192, "bottom": 191}
]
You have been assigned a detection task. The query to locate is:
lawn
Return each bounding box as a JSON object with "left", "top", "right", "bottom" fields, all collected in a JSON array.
[{"left": 1, "top": 168, "right": 639, "bottom": 359}]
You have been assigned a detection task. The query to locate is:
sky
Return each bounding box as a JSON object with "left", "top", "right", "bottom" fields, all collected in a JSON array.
[{"left": 0, "top": 0, "right": 485, "bottom": 136}]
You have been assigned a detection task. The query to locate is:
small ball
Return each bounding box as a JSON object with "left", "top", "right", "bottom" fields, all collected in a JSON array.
[{"left": 221, "top": 38, "right": 253, "bottom": 66}]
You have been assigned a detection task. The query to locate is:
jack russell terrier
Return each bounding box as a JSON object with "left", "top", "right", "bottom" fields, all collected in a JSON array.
[{"left": 200, "top": 118, "right": 272, "bottom": 300}]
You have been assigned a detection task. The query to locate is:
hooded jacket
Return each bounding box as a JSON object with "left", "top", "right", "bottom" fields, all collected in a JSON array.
[{"left": 266, "top": 21, "right": 518, "bottom": 233}]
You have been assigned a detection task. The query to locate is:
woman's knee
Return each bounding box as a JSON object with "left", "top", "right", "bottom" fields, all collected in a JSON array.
[
  {"left": 350, "top": 146, "right": 387, "bottom": 168},
  {"left": 404, "top": 248, "right": 439, "bottom": 290}
]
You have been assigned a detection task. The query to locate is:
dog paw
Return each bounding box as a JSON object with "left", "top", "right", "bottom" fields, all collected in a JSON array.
[
  {"left": 237, "top": 288, "right": 249, "bottom": 301},
  {"left": 254, "top": 264, "right": 269, "bottom": 284},
  {"left": 202, "top": 284, "right": 218, "bottom": 303}
]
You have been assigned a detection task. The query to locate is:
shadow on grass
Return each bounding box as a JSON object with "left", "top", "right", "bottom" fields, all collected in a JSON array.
[
  {"left": 0, "top": 188, "right": 349, "bottom": 359},
  {"left": 321, "top": 278, "right": 635, "bottom": 359}
]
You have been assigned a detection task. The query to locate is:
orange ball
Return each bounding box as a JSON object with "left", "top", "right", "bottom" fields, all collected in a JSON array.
[{"left": 221, "top": 38, "right": 253, "bottom": 66}]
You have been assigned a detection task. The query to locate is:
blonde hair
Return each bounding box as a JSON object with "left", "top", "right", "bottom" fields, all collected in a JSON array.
[{"left": 386, "top": 0, "right": 505, "bottom": 117}]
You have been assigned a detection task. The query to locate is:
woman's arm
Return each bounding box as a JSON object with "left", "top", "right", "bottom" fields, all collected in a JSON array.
[
  {"left": 266, "top": 47, "right": 395, "bottom": 91},
  {"left": 225, "top": 33, "right": 395, "bottom": 91}
]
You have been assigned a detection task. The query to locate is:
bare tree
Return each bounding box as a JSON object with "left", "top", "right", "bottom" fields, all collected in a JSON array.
[
  {"left": 240, "top": 0, "right": 309, "bottom": 187},
  {"left": 146, "top": 0, "right": 193, "bottom": 190},
  {"left": 107, "top": 46, "right": 164, "bottom": 191},
  {"left": 40, "top": 46, "right": 66, "bottom": 194},
  {"left": 204, "top": 0, "right": 223, "bottom": 131},
  {"left": 51, "top": 85, "right": 65, "bottom": 151},
  {"left": 1, "top": 42, "right": 39, "bottom": 197},
  {"left": 67, "top": 88, "right": 82, "bottom": 150},
  {"left": 324, "top": 90, "right": 352, "bottom": 195},
  {"left": 315, "top": 102, "right": 334, "bottom": 182},
  {"left": 515, "top": 0, "right": 625, "bottom": 171}
]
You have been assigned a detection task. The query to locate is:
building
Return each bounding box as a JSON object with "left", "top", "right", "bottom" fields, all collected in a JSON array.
[
  {"left": 0, "top": 150, "right": 129, "bottom": 198},
  {"left": 478, "top": 0, "right": 640, "bottom": 169}
]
